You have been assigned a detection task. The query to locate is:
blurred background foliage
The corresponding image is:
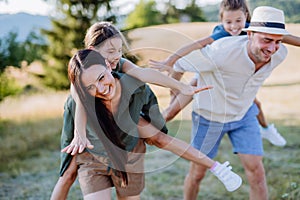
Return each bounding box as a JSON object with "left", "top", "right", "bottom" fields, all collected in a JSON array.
[{"left": 0, "top": 0, "right": 300, "bottom": 100}]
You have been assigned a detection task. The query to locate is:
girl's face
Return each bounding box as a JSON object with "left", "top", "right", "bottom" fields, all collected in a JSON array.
[
  {"left": 81, "top": 64, "right": 116, "bottom": 101},
  {"left": 222, "top": 10, "right": 247, "bottom": 36},
  {"left": 94, "top": 37, "right": 123, "bottom": 70}
]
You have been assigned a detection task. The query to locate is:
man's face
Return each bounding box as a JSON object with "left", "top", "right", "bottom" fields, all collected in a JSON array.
[{"left": 247, "top": 32, "right": 283, "bottom": 65}]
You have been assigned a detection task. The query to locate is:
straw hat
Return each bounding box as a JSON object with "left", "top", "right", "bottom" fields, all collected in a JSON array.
[{"left": 242, "top": 6, "right": 289, "bottom": 35}]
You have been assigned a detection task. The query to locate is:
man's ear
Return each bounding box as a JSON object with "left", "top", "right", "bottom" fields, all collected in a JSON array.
[{"left": 247, "top": 31, "right": 253, "bottom": 38}]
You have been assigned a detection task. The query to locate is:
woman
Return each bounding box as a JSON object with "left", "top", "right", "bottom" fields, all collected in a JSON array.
[{"left": 65, "top": 49, "right": 242, "bottom": 199}]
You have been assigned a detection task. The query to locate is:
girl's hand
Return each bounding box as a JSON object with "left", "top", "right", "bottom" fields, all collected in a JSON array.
[{"left": 61, "top": 129, "right": 94, "bottom": 155}]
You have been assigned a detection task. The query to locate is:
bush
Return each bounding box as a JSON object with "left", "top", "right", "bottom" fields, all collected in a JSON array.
[{"left": 0, "top": 73, "right": 22, "bottom": 101}]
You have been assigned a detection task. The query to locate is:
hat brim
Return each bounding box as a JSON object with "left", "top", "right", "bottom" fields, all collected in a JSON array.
[{"left": 242, "top": 27, "right": 289, "bottom": 35}]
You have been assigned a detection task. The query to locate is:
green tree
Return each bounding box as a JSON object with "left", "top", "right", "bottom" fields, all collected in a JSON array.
[
  {"left": 23, "top": 31, "right": 47, "bottom": 65},
  {"left": 183, "top": 0, "right": 206, "bottom": 22},
  {"left": 125, "top": 0, "right": 163, "bottom": 29},
  {"left": 0, "top": 32, "right": 24, "bottom": 71},
  {"left": 0, "top": 31, "right": 46, "bottom": 73},
  {"left": 41, "top": 0, "right": 114, "bottom": 89}
]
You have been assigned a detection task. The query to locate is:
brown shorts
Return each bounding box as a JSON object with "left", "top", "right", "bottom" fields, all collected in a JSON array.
[{"left": 76, "top": 139, "right": 146, "bottom": 197}]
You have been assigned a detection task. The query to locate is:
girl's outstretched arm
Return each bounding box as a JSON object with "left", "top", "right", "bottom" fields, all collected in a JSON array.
[{"left": 122, "top": 59, "right": 211, "bottom": 96}]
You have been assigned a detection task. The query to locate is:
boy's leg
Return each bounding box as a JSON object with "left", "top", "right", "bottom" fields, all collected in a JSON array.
[
  {"left": 254, "top": 98, "right": 268, "bottom": 128},
  {"left": 50, "top": 156, "right": 78, "bottom": 200},
  {"left": 254, "top": 98, "right": 286, "bottom": 146},
  {"left": 184, "top": 162, "right": 207, "bottom": 200}
]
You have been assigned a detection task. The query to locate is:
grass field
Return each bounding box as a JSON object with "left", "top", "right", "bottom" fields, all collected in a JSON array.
[{"left": 0, "top": 22, "right": 300, "bottom": 199}]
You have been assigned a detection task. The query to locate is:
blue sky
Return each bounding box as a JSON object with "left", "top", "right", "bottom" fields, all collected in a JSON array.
[{"left": 0, "top": 0, "right": 221, "bottom": 16}]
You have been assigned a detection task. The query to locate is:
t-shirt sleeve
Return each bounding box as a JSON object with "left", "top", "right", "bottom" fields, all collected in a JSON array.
[
  {"left": 210, "top": 24, "right": 231, "bottom": 41},
  {"left": 140, "top": 86, "right": 168, "bottom": 134}
]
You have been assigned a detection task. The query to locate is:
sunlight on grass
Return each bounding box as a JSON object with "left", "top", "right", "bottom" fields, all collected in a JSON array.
[{"left": 0, "top": 91, "right": 69, "bottom": 121}]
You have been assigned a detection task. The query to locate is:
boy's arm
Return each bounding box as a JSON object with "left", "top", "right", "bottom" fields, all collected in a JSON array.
[
  {"left": 149, "top": 36, "right": 214, "bottom": 69},
  {"left": 282, "top": 34, "right": 300, "bottom": 46}
]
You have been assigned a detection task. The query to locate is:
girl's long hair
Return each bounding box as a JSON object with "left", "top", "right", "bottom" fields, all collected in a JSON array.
[{"left": 68, "top": 49, "right": 128, "bottom": 186}]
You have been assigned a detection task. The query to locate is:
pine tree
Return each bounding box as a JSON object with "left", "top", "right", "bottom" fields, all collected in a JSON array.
[{"left": 41, "top": 0, "right": 114, "bottom": 89}]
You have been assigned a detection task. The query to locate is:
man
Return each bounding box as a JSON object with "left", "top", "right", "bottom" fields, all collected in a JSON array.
[{"left": 171, "top": 6, "right": 289, "bottom": 200}]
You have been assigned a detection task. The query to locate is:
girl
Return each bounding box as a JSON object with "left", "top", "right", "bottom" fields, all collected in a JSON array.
[{"left": 150, "top": 0, "right": 300, "bottom": 146}]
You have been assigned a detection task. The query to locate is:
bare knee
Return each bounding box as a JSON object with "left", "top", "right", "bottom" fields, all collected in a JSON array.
[
  {"left": 240, "top": 155, "right": 266, "bottom": 185},
  {"left": 186, "top": 163, "right": 207, "bottom": 184},
  {"left": 61, "top": 158, "right": 78, "bottom": 184}
]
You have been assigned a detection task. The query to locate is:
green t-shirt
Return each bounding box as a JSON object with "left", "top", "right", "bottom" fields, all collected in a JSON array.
[{"left": 59, "top": 58, "right": 167, "bottom": 176}]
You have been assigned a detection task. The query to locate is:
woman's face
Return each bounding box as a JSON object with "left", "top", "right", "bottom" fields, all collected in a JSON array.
[
  {"left": 81, "top": 64, "right": 116, "bottom": 101},
  {"left": 94, "top": 37, "right": 123, "bottom": 70},
  {"left": 222, "top": 10, "right": 247, "bottom": 36}
]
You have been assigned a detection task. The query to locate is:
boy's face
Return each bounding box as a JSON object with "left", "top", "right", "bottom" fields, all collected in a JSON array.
[
  {"left": 247, "top": 31, "right": 283, "bottom": 64},
  {"left": 81, "top": 64, "right": 116, "bottom": 101},
  {"left": 222, "top": 10, "right": 247, "bottom": 36},
  {"left": 94, "top": 37, "right": 123, "bottom": 70}
]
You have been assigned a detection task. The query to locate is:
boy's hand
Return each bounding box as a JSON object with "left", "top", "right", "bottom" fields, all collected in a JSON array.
[{"left": 148, "top": 59, "right": 174, "bottom": 75}]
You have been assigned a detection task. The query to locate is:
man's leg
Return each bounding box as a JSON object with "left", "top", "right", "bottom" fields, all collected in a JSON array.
[
  {"left": 50, "top": 156, "right": 78, "bottom": 200},
  {"left": 238, "top": 154, "right": 268, "bottom": 200},
  {"left": 184, "top": 162, "right": 207, "bottom": 200}
]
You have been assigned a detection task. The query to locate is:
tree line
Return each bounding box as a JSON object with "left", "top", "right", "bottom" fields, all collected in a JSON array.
[{"left": 0, "top": 0, "right": 299, "bottom": 101}]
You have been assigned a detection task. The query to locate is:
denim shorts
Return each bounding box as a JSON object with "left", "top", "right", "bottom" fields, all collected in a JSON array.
[{"left": 191, "top": 103, "right": 263, "bottom": 158}]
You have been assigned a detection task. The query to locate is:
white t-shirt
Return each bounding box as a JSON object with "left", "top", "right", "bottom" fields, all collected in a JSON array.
[{"left": 174, "top": 35, "right": 288, "bottom": 123}]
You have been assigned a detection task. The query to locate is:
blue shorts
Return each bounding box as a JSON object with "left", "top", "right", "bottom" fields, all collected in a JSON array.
[{"left": 191, "top": 103, "right": 263, "bottom": 159}]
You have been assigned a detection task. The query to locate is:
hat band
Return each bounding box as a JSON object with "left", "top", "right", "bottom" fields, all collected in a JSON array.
[{"left": 250, "top": 22, "right": 285, "bottom": 29}]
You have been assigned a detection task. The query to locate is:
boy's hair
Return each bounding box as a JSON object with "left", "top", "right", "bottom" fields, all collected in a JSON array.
[{"left": 219, "top": 0, "right": 251, "bottom": 22}]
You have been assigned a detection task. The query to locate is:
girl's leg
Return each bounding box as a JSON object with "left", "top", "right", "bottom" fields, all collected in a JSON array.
[{"left": 50, "top": 156, "right": 77, "bottom": 200}]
